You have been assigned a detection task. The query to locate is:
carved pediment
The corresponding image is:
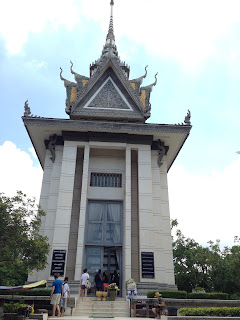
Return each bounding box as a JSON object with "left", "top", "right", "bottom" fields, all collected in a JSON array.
[{"left": 83, "top": 77, "right": 132, "bottom": 111}]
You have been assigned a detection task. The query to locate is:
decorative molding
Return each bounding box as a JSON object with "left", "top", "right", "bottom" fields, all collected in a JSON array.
[
  {"left": 157, "top": 140, "right": 167, "bottom": 167},
  {"left": 48, "top": 134, "right": 58, "bottom": 163},
  {"left": 23, "top": 100, "right": 41, "bottom": 118},
  {"left": 23, "top": 117, "right": 192, "bottom": 135},
  {"left": 151, "top": 140, "right": 169, "bottom": 153},
  {"left": 24, "top": 100, "right": 31, "bottom": 117},
  {"left": 176, "top": 109, "right": 192, "bottom": 126},
  {"left": 184, "top": 109, "right": 191, "bottom": 125}
]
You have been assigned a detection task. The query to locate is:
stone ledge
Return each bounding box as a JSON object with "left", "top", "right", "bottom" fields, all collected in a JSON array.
[{"left": 169, "top": 318, "right": 240, "bottom": 320}]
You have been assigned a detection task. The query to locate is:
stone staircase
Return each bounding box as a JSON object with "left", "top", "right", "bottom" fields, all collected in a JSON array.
[{"left": 73, "top": 297, "right": 130, "bottom": 317}]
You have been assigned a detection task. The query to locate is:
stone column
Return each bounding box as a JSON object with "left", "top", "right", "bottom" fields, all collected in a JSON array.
[
  {"left": 138, "top": 145, "right": 155, "bottom": 282},
  {"left": 159, "top": 160, "right": 176, "bottom": 286},
  {"left": 51, "top": 141, "right": 77, "bottom": 276},
  {"left": 74, "top": 144, "right": 90, "bottom": 280},
  {"left": 29, "top": 146, "right": 64, "bottom": 281},
  {"left": 151, "top": 149, "right": 166, "bottom": 284},
  {"left": 123, "top": 146, "right": 131, "bottom": 294}
]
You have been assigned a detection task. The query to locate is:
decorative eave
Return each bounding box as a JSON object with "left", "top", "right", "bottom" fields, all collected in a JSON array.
[{"left": 22, "top": 115, "right": 192, "bottom": 171}]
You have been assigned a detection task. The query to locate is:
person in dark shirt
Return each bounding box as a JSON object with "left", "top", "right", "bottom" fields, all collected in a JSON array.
[
  {"left": 95, "top": 269, "right": 103, "bottom": 291},
  {"left": 152, "top": 292, "right": 165, "bottom": 319}
]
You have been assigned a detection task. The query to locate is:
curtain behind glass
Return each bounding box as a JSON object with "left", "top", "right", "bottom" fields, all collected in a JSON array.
[
  {"left": 87, "top": 223, "right": 102, "bottom": 243},
  {"left": 107, "top": 203, "right": 121, "bottom": 222},
  {"left": 88, "top": 202, "right": 104, "bottom": 221}
]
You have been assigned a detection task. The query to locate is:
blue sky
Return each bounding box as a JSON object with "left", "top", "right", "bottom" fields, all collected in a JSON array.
[{"left": 0, "top": 0, "right": 240, "bottom": 246}]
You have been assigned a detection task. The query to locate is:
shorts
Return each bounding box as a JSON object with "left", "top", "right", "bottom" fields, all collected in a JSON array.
[
  {"left": 81, "top": 285, "right": 86, "bottom": 289},
  {"left": 61, "top": 298, "right": 67, "bottom": 309},
  {"left": 156, "top": 306, "right": 163, "bottom": 311},
  {"left": 50, "top": 294, "right": 61, "bottom": 305}
]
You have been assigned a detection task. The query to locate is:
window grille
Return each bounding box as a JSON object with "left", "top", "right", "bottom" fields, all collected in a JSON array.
[{"left": 90, "top": 173, "right": 122, "bottom": 188}]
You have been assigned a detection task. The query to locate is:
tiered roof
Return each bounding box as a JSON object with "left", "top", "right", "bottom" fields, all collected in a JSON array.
[{"left": 60, "top": 0, "right": 158, "bottom": 123}]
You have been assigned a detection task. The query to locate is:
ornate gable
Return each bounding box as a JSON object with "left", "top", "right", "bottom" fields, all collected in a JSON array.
[{"left": 70, "top": 63, "right": 145, "bottom": 122}]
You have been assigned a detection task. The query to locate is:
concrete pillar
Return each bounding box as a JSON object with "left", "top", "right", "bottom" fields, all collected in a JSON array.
[
  {"left": 138, "top": 145, "right": 155, "bottom": 282},
  {"left": 159, "top": 160, "right": 175, "bottom": 285},
  {"left": 51, "top": 142, "right": 77, "bottom": 276},
  {"left": 123, "top": 146, "right": 131, "bottom": 294},
  {"left": 74, "top": 144, "right": 90, "bottom": 280},
  {"left": 151, "top": 149, "right": 166, "bottom": 284},
  {"left": 29, "top": 146, "right": 64, "bottom": 281}
]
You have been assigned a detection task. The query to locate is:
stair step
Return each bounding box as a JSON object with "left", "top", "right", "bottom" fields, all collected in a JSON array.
[{"left": 73, "top": 296, "right": 129, "bottom": 317}]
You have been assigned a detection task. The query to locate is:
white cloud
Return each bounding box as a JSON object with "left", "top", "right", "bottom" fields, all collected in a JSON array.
[
  {"left": 0, "top": 141, "right": 42, "bottom": 201},
  {"left": 29, "top": 147, "right": 38, "bottom": 159},
  {"left": 0, "top": 0, "right": 79, "bottom": 54},
  {"left": 168, "top": 156, "right": 240, "bottom": 246},
  {"left": 25, "top": 60, "right": 46, "bottom": 71},
  {"left": 1, "top": 0, "right": 240, "bottom": 68},
  {"left": 80, "top": 0, "right": 240, "bottom": 69}
]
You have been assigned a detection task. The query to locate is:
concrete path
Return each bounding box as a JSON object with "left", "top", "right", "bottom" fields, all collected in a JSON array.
[{"left": 56, "top": 316, "right": 168, "bottom": 320}]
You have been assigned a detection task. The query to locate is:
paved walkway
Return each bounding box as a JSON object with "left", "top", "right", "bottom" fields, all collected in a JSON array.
[{"left": 57, "top": 316, "right": 168, "bottom": 320}]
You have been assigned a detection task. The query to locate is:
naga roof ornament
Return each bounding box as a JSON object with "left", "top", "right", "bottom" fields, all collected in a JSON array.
[
  {"left": 60, "top": 67, "right": 76, "bottom": 87},
  {"left": 70, "top": 60, "right": 89, "bottom": 83},
  {"left": 139, "top": 73, "right": 158, "bottom": 118},
  {"left": 130, "top": 66, "right": 148, "bottom": 93}
]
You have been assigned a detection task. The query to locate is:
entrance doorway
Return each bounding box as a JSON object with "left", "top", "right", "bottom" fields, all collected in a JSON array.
[
  {"left": 85, "top": 246, "right": 121, "bottom": 295},
  {"left": 84, "top": 200, "right": 122, "bottom": 294}
]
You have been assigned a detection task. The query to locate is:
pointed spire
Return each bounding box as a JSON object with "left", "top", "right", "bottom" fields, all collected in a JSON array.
[
  {"left": 102, "top": 0, "right": 118, "bottom": 58},
  {"left": 107, "top": 0, "right": 115, "bottom": 42}
]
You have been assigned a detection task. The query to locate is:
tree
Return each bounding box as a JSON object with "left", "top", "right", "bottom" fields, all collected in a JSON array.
[
  {"left": 0, "top": 191, "right": 49, "bottom": 286},
  {"left": 172, "top": 220, "right": 240, "bottom": 294}
]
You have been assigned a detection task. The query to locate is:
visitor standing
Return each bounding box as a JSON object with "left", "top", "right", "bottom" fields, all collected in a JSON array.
[
  {"left": 111, "top": 270, "right": 119, "bottom": 286},
  {"left": 80, "top": 268, "right": 90, "bottom": 301},
  {"left": 61, "top": 277, "right": 70, "bottom": 316},
  {"left": 95, "top": 269, "right": 103, "bottom": 291},
  {"left": 50, "top": 273, "right": 63, "bottom": 318},
  {"left": 102, "top": 270, "right": 110, "bottom": 292}
]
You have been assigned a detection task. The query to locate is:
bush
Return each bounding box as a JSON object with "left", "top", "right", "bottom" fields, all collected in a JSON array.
[
  {"left": 187, "top": 292, "right": 228, "bottom": 300},
  {"left": 229, "top": 293, "right": 240, "bottom": 300},
  {"left": 147, "top": 290, "right": 187, "bottom": 299},
  {"left": 179, "top": 307, "right": 240, "bottom": 317},
  {"left": 192, "top": 287, "right": 205, "bottom": 292},
  {"left": 3, "top": 302, "right": 27, "bottom": 315},
  {"left": 0, "top": 289, "right": 51, "bottom": 296}
]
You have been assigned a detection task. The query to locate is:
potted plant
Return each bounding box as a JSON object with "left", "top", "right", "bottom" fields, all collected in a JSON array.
[
  {"left": 108, "top": 283, "right": 120, "bottom": 301},
  {"left": 126, "top": 278, "right": 136, "bottom": 290}
]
